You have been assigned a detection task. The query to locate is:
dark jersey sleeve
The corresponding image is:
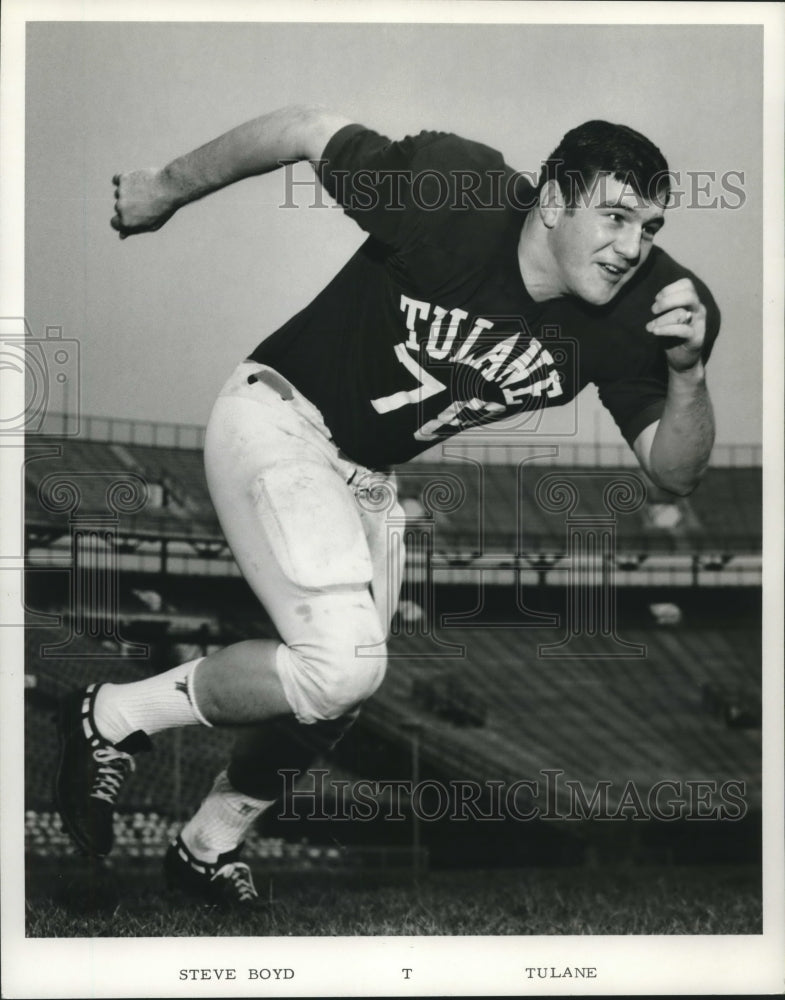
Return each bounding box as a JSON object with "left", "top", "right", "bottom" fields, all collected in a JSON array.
[
  {"left": 594, "top": 254, "right": 721, "bottom": 447},
  {"left": 318, "top": 124, "right": 520, "bottom": 259}
]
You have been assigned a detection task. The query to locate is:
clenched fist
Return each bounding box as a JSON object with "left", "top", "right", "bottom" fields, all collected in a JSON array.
[
  {"left": 645, "top": 278, "right": 707, "bottom": 373},
  {"left": 111, "top": 168, "right": 179, "bottom": 239}
]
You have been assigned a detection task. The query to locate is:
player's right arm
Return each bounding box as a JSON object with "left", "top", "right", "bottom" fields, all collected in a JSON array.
[{"left": 111, "top": 105, "right": 353, "bottom": 238}]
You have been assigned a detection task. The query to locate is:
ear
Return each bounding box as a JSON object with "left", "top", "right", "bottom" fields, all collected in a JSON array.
[{"left": 538, "top": 179, "right": 564, "bottom": 229}]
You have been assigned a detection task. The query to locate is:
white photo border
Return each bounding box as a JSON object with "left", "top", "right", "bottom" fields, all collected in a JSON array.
[{"left": 1, "top": 1, "right": 783, "bottom": 997}]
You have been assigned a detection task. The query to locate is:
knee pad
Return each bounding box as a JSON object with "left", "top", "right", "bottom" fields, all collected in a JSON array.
[{"left": 275, "top": 603, "right": 388, "bottom": 723}]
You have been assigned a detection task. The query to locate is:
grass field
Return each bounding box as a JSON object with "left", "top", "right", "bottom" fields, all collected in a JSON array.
[{"left": 26, "top": 859, "right": 761, "bottom": 937}]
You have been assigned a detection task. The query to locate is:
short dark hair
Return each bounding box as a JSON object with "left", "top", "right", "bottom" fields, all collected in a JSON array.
[{"left": 537, "top": 120, "right": 671, "bottom": 209}]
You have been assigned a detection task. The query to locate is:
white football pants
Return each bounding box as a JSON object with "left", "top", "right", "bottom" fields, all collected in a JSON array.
[{"left": 204, "top": 361, "right": 405, "bottom": 724}]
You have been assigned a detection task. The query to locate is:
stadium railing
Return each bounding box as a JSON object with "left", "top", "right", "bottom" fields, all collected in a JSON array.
[{"left": 34, "top": 412, "right": 762, "bottom": 467}]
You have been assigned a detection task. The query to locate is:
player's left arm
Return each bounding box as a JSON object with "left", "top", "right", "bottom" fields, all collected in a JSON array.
[{"left": 632, "top": 277, "right": 715, "bottom": 496}]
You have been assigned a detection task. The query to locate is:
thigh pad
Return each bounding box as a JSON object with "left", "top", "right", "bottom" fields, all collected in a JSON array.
[{"left": 250, "top": 461, "right": 373, "bottom": 590}]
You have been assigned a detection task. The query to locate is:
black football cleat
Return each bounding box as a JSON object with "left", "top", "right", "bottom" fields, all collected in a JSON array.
[
  {"left": 54, "top": 683, "right": 151, "bottom": 857},
  {"left": 164, "top": 835, "right": 259, "bottom": 907}
]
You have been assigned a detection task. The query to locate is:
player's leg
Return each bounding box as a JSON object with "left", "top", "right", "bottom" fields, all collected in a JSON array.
[
  {"left": 176, "top": 467, "right": 406, "bottom": 875},
  {"left": 55, "top": 364, "right": 389, "bottom": 864},
  {"left": 197, "top": 383, "right": 390, "bottom": 726},
  {"left": 163, "top": 374, "right": 396, "bottom": 898},
  {"left": 95, "top": 374, "right": 389, "bottom": 735},
  {"left": 217, "top": 466, "right": 406, "bottom": 792},
  {"left": 226, "top": 710, "right": 361, "bottom": 797},
  {"left": 174, "top": 710, "right": 360, "bottom": 860}
]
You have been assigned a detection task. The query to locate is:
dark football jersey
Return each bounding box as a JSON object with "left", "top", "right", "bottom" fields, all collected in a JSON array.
[{"left": 250, "top": 125, "right": 720, "bottom": 469}]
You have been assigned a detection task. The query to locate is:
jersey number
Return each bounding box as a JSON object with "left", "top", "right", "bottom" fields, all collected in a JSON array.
[
  {"left": 370, "top": 344, "right": 446, "bottom": 413},
  {"left": 370, "top": 343, "right": 504, "bottom": 442}
]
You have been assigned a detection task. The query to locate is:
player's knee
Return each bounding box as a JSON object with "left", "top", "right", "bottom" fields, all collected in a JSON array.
[
  {"left": 308, "top": 625, "right": 388, "bottom": 720},
  {"left": 279, "top": 621, "right": 388, "bottom": 723}
]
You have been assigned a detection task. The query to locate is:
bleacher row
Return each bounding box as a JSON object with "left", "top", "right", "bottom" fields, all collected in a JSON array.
[
  {"left": 25, "top": 439, "right": 762, "bottom": 553},
  {"left": 25, "top": 809, "right": 359, "bottom": 867},
  {"left": 372, "top": 621, "right": 761, "bottom": 805},
  {"left": 24, "top": 607, "right": 761, "bottom": 824},
  {"left": 23, "top": 435, "right": 762, "bottom": 855}
]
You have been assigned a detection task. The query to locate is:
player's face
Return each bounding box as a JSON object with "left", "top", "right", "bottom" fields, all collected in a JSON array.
[{"left": 550, "top": 175, "right": 665, "bottom": 306}]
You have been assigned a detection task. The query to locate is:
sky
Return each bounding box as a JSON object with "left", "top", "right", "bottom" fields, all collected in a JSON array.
[{"left": 21, "top": 19, "right": 765, "bottom": 446}]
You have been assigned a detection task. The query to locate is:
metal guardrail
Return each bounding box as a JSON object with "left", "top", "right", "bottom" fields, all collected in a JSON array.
[
  {"left": 35, "top": 413, "right": 762, "bottom": 467},
  {"left": 430, "top": 533, "right": 762, "bottom": 556},
  {"left": 37, "top": 412, "right": 206, "bottom": 450},
  {"left": 26, "top": 509, "right": 222, "bottom": 543},
  {"left": 25, "top": 506, "right": 761, "bottom": 557}
]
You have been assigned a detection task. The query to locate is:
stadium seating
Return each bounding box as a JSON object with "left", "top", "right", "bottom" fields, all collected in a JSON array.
[
  {"left": 26, "top": 443, "right": 762, "bottom": 555},
  {"left": 24, "top": 601, "right": 761, "bottom": 821},
  {"left": 123, "top": 445, "right": 214, "bottom": 515},
  {"left": 23, "top": 430, "right": 763, "bottom": 862},
  {"left": 368, "top": 618, "right": 761, "bottom": 812}
]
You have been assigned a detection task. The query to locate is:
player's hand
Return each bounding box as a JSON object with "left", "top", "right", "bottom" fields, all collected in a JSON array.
[
  {"left": 645, "top": 278, "right": 706, "bottom": 373},
  {"left": 111, "top": 169, "right": 178, "bottom": 239}
]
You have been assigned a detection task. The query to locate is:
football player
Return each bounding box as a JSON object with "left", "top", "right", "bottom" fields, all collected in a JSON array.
[{"left": 55, "top": 106, "right": 717, "bottom": 905}]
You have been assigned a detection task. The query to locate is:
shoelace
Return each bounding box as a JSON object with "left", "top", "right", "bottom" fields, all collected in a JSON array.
[
  {"left": 212, "top": 862, "right": 258, "bottom": 901},
  {"left": 90, "top": 747, "right": 136, "bottom": 803}
]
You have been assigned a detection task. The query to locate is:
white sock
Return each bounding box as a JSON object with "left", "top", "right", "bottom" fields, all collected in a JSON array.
[
  {"left": 180, "top": 770, "right": 275, "bottom": 862},
  {"left": 93, "top": 658, "right": 211, "bottom": 744}
]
